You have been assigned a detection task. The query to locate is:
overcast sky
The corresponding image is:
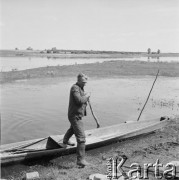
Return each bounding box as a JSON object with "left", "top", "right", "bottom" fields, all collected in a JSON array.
[{"left": 0, "top": 0, "right": 179, "bottom": 52}]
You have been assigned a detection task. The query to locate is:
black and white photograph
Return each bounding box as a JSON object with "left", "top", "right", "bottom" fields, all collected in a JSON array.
[{"left": 0, "top": 0, "right": 179, "bottom": 179}]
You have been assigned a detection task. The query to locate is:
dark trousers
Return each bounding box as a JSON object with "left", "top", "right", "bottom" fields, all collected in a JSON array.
[{"left": 63, "top": 116, "right": 86, "bottom": 144}]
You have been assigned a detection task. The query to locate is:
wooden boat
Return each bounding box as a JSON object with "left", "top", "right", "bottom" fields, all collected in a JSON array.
[{"left": 0, "top": 117, "right": 170, "bottom": 165}]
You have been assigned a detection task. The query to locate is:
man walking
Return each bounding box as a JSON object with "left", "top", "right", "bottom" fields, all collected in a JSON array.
[{"left": 63, "top": 73, "right": 91, "bottom": 167}]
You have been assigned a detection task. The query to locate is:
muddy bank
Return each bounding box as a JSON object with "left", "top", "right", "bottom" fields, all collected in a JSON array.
[
  {"left": 1, "top": 60, "right": 179, "bottom": 84},
  {"left": 1, "top": 117, "right": 179, "bottom": 179}
]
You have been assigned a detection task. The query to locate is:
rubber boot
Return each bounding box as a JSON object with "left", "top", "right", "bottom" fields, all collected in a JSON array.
[
  {"left": 63, "top": 140, "right": 75, "bottom": 146},
  {"left": 76, "top": 143, "right": 90, "bottom": 167},
  {"left": 63, "top": 128, "right": 75, "bottom": 146}
]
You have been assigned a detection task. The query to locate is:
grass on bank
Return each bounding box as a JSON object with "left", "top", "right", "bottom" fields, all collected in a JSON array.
[{"left": 1, "top": 60, "right": 179, "bottom": 84}]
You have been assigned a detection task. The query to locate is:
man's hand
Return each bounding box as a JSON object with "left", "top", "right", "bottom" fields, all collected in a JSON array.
[{"left": 85, "top": 92, "right": 91, "bottom": 100}]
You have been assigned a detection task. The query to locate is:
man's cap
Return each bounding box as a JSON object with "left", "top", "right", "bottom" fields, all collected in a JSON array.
[{"left": 77, "top": 73, "right": 88, "bottom": 83}]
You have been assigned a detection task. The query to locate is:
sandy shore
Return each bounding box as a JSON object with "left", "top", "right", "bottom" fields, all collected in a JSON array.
[{"left": 1, "top": 60, "right": 179, "bottom": 84}]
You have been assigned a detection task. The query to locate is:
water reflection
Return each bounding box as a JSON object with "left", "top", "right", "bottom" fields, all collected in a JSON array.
[{"left": 148, "top": 56, "right": 160, "bottom": 62}]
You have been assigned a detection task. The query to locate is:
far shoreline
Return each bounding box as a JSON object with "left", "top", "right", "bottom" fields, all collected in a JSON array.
[{"left": 0, "top": 49, "right": 179, "bottom": 58}]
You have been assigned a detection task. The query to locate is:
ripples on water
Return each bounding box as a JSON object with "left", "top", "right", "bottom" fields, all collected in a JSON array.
[{"left": 1, "top": 77, "right": 179, "bottom": 144}]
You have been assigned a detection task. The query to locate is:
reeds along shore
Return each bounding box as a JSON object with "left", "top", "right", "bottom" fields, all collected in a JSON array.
[{"left": 0, "top": 60, "right": 179, "bottom": 84}]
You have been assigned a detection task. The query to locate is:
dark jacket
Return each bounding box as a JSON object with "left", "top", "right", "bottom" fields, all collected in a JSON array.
[{"left": 68, "top": 83, "right": 88, "bottom": 119}]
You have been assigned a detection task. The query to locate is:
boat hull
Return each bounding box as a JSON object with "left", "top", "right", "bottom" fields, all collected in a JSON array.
[{"left": 0, "top": 117, "right": 170, "bottom": 165}]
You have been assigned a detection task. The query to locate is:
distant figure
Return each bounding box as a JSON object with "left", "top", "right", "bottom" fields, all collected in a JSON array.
[{"left": 63, "top": 73, "right": 91, "bottom": 167}]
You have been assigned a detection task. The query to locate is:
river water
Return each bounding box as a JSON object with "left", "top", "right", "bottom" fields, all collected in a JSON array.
[
  {"left": 1, "top": 76, "right": 179, "bottom": 145},
  {"left": 0, "top": 56, "right": 179, "bottom": 72}
]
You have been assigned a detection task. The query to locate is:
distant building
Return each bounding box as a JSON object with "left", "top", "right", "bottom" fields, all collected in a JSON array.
[
  {"left": 27, "top": 47, "right": 33, "bottom": 50},
  {"left": 47, "top": 49, "right": 53, "bottom": 53},
  {"left": 51, "top": 47, "right": 57, "bottom": 53}
]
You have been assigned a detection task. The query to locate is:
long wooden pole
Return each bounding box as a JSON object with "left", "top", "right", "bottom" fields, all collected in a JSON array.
[
  {"left": 137, "top": 70, "right": 160, "bottom": 121},
  {"left": 88, "top": 100, "right": 100, "bottom": 128}
]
